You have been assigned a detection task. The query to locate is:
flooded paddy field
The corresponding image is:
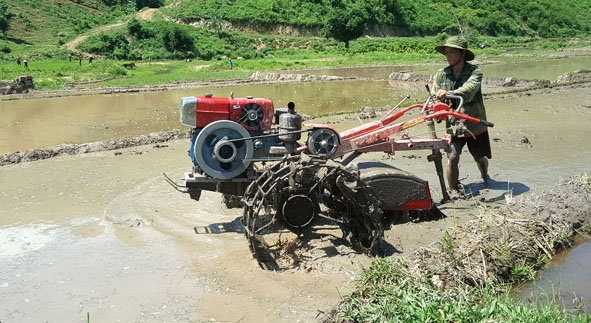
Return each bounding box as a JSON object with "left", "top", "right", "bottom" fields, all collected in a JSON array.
[{"left": 1, "top": 58, "right": 591, "bottom": 321}]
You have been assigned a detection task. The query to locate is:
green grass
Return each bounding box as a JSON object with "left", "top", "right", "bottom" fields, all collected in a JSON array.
[
  {"left": 338, "top": 258, "right": 591, "bottom": 323},
  {"left": 0, "top": 57, "right": 252, "bottom": 89},
  {"left": 4, "top": 34, "right": 590, "bottom": 90}
]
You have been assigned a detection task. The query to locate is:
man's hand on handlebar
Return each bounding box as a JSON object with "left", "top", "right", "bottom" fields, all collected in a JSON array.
[
  {"left": 434, "top": 91, "right": 465, "bottom": 112},
  {"left": 435, "top": 89, "right": 452, "bottom": 101}
]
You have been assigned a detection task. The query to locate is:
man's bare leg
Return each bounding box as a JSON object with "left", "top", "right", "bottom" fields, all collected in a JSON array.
[
  {"left": 447, "top": 154, "right": 461, "bottom": 192},
  {"left": 475, "top": 156, "right": 489, "bottom": 181}
]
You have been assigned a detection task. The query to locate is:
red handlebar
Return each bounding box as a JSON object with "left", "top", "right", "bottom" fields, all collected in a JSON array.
[{"left": 430, "top": 110, "right": 494, "bottom": 127}]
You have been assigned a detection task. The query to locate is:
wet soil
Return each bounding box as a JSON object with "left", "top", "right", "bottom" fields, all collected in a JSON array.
[{"left": 1, "top": 79, "right": 591, "bottom": 322}]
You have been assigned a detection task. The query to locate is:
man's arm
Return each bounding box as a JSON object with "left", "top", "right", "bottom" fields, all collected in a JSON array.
[{"left": 453, "top": 65, "right": 482, "bottom": 102}]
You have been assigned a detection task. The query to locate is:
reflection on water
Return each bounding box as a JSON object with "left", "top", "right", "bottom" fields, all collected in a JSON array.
[
  {"left": 514, "top": 240, "right": 591, "bottom": 313},
  {"left": 215, "top": 79, "right": 425, "bottom": 115},
  {"left": 0, "top": 93, "right": 182, "bottom": 154},
  {"left": 295, "top": 64, "right": 437, "bottom": 79},
  {"left": 481, "top": 56, "right": 591, "bottom": 80}
]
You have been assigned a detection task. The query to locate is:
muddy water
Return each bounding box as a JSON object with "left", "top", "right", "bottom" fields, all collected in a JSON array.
[
  {"left": 303, "top": 56, "right": 591, "bottom": 80},
  {"left": 0, "top": 80, "right": 422, "bottom": 154},
  {"left": 514, "top": 239, "right": 591, "bottom": 313},
  {"left": 0, "top": 92, "right": 184, "bottom": 154},
  {"left": 1, "top": 61, "right": 591, "bottom": 321},
  {"left": 1, "top": 140, "right": 365, "bottom": 322},
  {"left": 3, "top": 56, "right": 590, "bottom": 155}
]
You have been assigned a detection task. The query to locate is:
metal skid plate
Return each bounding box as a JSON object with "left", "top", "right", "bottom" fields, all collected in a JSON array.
[
  {"left": 183, "top": 172, "right": 254, "bottom": 197},
  {"left": 193, "top": 120, "right": 254, "bottom": 179}
]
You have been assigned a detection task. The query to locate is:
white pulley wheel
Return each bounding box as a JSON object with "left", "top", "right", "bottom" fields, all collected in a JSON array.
[
  {"left": 194, "top": 120, "right": 253, "bottom": 179},
  {"left": 307, "top": 128, "right": 339, "bottom": 157}
]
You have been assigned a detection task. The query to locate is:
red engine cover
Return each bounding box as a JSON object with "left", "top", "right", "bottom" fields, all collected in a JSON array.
[
  {"left": 194, "top": 96, "right": 234, "bottom": 128},
  {"left": 192, "top": 94, "right": 275, "bottom": 131}
]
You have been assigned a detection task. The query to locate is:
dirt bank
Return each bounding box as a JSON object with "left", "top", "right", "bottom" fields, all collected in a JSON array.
[
  {"left": 412, "top": 175, "right": 591, "bottom": 290},
  {"left": 0, "top": 129, "right": 189, "bottom": 166},
  {"left": 3, "top": 65, "right": 589, "bottom": 103}
]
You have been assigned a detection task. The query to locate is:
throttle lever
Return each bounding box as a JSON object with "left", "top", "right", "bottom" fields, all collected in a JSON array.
[{"left": 421, "top": 84, "right": 435, "bottom": 113}]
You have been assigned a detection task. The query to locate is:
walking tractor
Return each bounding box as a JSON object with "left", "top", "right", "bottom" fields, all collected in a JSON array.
[
  {"left": 166, "top": 88, "right": 493, "bottom": 268},
  {"left": 0, "top": 75, "right": 35, "bottom": 95}
]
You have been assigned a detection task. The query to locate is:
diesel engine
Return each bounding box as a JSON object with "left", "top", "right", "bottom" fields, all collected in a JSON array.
[{"left": 180, "top": 92, "right": 302, "bottom": 179}]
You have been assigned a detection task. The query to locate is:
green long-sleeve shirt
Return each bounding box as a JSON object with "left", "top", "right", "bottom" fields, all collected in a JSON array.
[{"left": 432, "top": 62, "right": 488, "bottom": 137}]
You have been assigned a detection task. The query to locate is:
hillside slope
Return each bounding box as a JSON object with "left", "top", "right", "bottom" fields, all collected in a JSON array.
[
  {"left": 2, "top": 0, "right": 591, "bottom": 61},
  {"left": 3, "top": 0, "right": 124, "bottom": 56},
  {"left": 62, "top": 8, "right": 170, "bottom": 57}
]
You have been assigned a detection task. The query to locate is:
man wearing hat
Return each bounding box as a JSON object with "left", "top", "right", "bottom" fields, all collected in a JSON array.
[{"left": 432, "top": 36, "right": 491, "bottom": 194}]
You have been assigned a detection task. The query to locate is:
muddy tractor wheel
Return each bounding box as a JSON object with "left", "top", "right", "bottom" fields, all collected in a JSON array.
[
  {"left": 241, "top": 154, "right": 385, "bottom": 269},
  {"left": 14, "top": 82, "right": 26, "bottom": 93}
]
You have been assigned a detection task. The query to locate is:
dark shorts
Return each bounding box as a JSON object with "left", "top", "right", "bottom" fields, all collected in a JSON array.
[{"left": 449, "top": 131, "right": 492, "bottom": 159}]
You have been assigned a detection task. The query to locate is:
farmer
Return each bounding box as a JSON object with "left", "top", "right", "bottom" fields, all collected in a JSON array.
[{"left": 432, "top": 36, "right": 491, "bottom": 193}]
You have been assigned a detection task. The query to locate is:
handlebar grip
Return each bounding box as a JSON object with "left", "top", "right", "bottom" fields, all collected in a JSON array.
[{"left": 479, "top": 119, "right": 494, "bottom": 127}]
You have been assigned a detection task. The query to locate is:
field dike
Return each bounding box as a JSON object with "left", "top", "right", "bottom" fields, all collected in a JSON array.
[
  {"left": 322, "top": 175, "right": 591, "bottom": 322},
  {"left": 0, "top": 129, "right": 189, "bottom": 166},
  {"left": 412, "top": 176, "right": 590, "bottom": 289}
]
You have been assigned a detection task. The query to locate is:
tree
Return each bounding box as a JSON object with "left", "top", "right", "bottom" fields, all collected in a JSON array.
[
  {"left": 128, "top": 18, "right": 152, "bottom": 40},
  {"left": 79, "top": 32, "right": 131, "bottom": 58},
  {"left": 136, "top": 0, "right": 164, "bottom": 9},
  {"left": 0, "top": 0, "right": 15, "bottom": 38},
  {"left": 431, "top": 2, "right": 485, "bottom": 38},
  {"left": 205, "top": 8, "right": 230, "bottom": 38},
  {"left": 161, "top": 25, "right": 194, "bottom": 54},
  {"left": 321, "top": 0, "right": 370, "bottom": 48}
]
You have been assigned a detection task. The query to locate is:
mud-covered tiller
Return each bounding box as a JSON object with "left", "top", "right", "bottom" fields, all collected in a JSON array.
[{"left": 165, "top": 87, "right": 493, "bottom": 267}]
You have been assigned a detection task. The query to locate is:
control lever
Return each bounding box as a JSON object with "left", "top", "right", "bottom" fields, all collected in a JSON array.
[
  {"left": 423, "top": 84, "right": 451, "bottom": 203},
  {"left": 445, "top": 93, "right": 464, "bottom": 124},
  {"left": 445, "top": 93, "right": 464, "bottom": 111}
]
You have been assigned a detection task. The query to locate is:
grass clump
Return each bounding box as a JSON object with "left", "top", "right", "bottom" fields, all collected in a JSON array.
[{"left": 334, "top": 258, "right": 587, "bottom": 323}]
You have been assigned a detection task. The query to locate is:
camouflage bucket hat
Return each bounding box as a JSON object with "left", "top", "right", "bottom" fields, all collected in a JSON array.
[{"left": 435, "top": 36, "right": 475, "bottom": 61}]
